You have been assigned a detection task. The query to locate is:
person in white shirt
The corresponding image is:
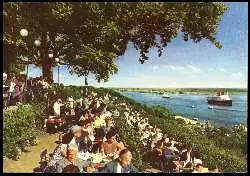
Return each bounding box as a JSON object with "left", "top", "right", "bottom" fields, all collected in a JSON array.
[
  {"left": 3, "top": 73, "right": 8, "bottom": 84},
  {"left": 151, "top": 131, "right": 163, "bottom": 149},
  {"left": 3, "top": 73, "right": 9, "bottom": 107},
  {"left": 68, "top": 96, "right": 74, "bottom": 109},
  {"left": 180, "top": 147, "right": 194, "bottom": 167},
  {"left": 78, "top": 98, "right": 83, "bottom": 107},
  {"left": 41, "top": 79, "right": 50, "bottom": 89},
  {"left": 60, "top": 125, "right": 82, "bottom": 157},
  {"left": 53, "top": 99, "right": 63, "bottom": 117},
  {"left": 8, "top": 76, "right": 17, "bottom": 105}
]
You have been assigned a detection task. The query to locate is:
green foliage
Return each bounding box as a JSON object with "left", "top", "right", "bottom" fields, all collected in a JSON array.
[
  {"left": 4, "top": 2, "right": 228, "bottom": 81},
  {"left": 112, "top": 114, "right": 146, "bottom": 170},
  {"left": 3, "top": 104, "right": 44, "bottom": 159}
]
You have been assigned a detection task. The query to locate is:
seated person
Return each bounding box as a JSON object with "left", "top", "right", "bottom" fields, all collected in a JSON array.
[
  {"left": 44, "top": 133, "right": 75, "bottom": 172},
  {"left": 163, "top": 143, "right": 175, "bottom": 157},
  {"left": 80, "top": 119, "right": 94, "bottom": 141},
  {"left": 180, "top": 146, "right": 195, "bottom": 167},
  {"left": 74, "top": 102, "right": 84, "bottom": 121},
  {"left": 89, "top": 101, "right": 100, "bottom": 114},
  {"left": 55, "top": 146, "right": 85, "bottom": 173},
  {"left": 91, "top": 127, "right": 105, "bottom": 153},
  {"left": 168, "top": 143, "right": 180, "bottom": 154},
  {"left": 153, "top": 142, "right": 163, "bottom": 157},
  {"left": 92, "top": 115, "right": 106, "bottom": 129},
  {"left": 157, "top": 136, "right": 170, "bottom": 148},
  {"left": 192, "top": 163, "right": 204, "bottom": 173},
  {"left": 100, "top": 131, "right": 125, "bottom": 157},
  {"left": 79, "top": 131, "right": 93, "bottom": 153},
  {"left": 209, "top": 165, "right": 220, "bottom": 173},
  {"left": 101, "top": 149, "right": 138, "bottom": 173},
  {"left": 102, "top": 118, "right": 116, "bottom": 136},
  {"left": 79, "top": 109, "right": 92, "bottom": 121},
  {"left": 152, "top": 143, "right": 164, "bottom": 169},
  {"left": 61, "top": 125, "right": 82, "bottom": 155},
  {"left": 62, "top": 164, "right": 80, "bottom": 173}
]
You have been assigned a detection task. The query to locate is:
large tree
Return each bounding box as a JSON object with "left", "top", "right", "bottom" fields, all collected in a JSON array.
[{"left": 3, "top": 2, "right": 228, "bottom": 82}]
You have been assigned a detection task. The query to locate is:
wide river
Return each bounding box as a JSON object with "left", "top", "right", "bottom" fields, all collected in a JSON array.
[{"left": 120, "top": 91, "right": 248, "bottom": 127}]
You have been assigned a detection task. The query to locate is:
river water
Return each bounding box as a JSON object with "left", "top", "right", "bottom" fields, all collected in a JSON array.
[{"left": 120, "top": 91, "right": 248, "bottom": 127}]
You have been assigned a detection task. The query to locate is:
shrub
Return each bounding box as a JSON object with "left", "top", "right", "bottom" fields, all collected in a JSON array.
[{"left": 3, "top": 103, "right": 44, "bottom": 159}]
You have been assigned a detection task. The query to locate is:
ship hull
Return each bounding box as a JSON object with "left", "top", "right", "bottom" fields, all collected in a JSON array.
[{"left": 207, "top": 100, "right": 232, "bottom": 106}]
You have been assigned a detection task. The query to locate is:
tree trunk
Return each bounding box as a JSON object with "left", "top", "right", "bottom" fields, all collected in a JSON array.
[
  {"left": 85, "top": 75, "right": 88, "bottom": 86},
  {"left": 84, "top": 75, "right": 88, "bottom": 96},
  {"left": 41, "top": 32, "right": 53, "bottom": 83}
]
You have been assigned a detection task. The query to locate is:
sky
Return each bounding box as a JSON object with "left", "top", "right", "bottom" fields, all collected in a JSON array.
[{"left": 27, "top": 2, "right": 248, "bottom": 88}]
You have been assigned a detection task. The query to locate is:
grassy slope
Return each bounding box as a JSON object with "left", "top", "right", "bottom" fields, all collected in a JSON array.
[{"left": 3, "top": 133, "right": 59, "bottom": 173}]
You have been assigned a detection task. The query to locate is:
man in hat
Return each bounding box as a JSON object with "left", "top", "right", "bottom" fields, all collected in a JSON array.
[{"left": 68, "top": 125, "right": 82, "bottom": 150}]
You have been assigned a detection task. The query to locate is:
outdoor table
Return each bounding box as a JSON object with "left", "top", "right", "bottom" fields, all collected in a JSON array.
[{"left": 76, "top": 152, "right": 111, "bottom": 173}]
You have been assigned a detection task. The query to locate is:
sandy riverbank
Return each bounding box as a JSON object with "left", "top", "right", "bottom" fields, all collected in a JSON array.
[{"left": 174, "top": 115, "right": 201, "bottom": 125}]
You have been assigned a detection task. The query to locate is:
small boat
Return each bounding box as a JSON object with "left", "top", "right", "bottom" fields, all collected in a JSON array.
[
  {"left": 208, "top": 105, "right": 214, "bottom": 109},
  {"left": 191, "top": 105, "right": 196, "bottom": 108},
  {"left": 162, "top": 93, "right": 170, "bottom": 98}
]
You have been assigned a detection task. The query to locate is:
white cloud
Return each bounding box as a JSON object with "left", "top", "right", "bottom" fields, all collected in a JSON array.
[
  {"left": 187, "top": 65, "right": 201, "bottom": 72},
  {"left": 231, "top": 72, "right": 243, "bottom": 77},
  {"left": 164, "top": 65, "right": 184, "bottom": 71},
  {"left": 153, "top": 65, "right": 159, "bottom": 70},
  {"left": 218, "top": 68, "right": 226, "bottom": 72}
]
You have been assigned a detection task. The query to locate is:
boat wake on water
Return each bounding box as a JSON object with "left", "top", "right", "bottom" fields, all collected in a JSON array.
[{"left": 208, "top": 106, "right": 246, "bottom": 112}]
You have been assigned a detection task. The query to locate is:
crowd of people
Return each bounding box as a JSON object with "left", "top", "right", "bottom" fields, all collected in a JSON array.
[
  {"left": 3, "top": 73, "right": 52, "bottom": 108},
  {"left": 3, "top": 73, "right": 25, "bottom": 107},
  {"left": 38, "top": 89, "right": 221, "bottom": 173},
  {"left": 41, "top": 92, "right": 138, "bottom": 173},
  {"left": 3, "top": 73, "right": 220, "bottom": 173},
  {"left": 112, "top": 100, "right": 220, "bottom": 173}
]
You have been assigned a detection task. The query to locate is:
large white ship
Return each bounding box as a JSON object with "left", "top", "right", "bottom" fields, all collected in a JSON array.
[{"left": 207, "top": 91, "right": 232, "bottom": 106}]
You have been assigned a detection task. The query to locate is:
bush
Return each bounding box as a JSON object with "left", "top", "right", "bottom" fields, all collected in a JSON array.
[{"left": 3, "top": 104, "right": 44, "bottom": 159}]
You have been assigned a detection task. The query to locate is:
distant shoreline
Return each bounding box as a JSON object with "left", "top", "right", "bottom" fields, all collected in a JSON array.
[{"left": 112, "top": 88, "right": 247, "bottom": 95}]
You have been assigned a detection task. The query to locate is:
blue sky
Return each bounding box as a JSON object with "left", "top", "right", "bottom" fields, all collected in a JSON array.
[{"left": 27, "top": 2, "right": 248, "bottom": 88}]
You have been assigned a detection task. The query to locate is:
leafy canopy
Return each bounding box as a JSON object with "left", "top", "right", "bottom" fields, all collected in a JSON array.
[{"left": 3, "top": 2, "right": 228, "bottom": 81}]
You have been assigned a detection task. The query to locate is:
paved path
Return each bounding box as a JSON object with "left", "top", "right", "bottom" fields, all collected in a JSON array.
[{"left": 3, "top": 133, "right": 59, "bottom": 173}]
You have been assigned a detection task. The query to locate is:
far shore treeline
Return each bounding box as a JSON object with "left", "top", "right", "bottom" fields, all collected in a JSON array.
[{"left": 109, "top": 88, "right": 247, "bottom": 95}]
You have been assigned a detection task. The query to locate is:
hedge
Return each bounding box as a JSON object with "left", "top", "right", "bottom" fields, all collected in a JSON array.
[{"left": 3, "top": 104, "right": 45, "bottom": 160}]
